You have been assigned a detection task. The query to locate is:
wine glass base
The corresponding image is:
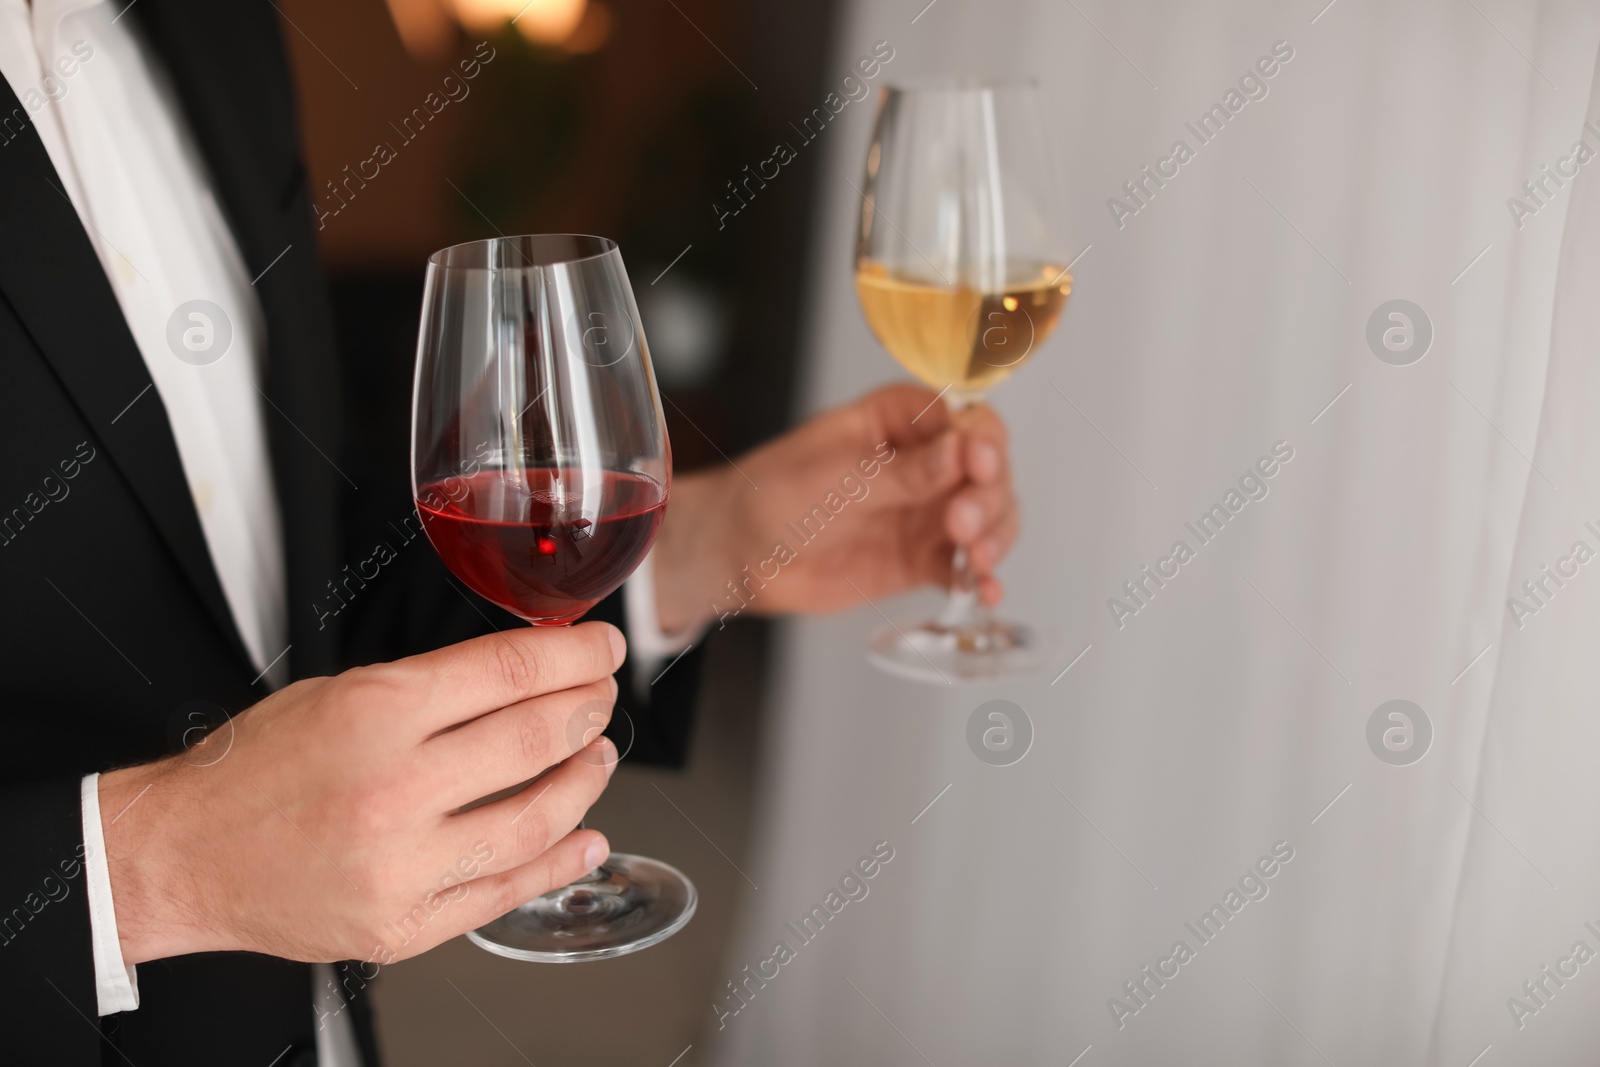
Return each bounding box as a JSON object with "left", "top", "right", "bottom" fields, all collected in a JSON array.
[
  {"left": 867, "top": 617, "right": 1052, "bottom": 684},
  {"left": 466, "top": 853, "right": 697, "bottom": 962}
]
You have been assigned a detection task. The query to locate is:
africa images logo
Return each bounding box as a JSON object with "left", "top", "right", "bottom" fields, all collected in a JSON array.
[{"left": 166, "top": 300, "right": 233, "bottom": 366}]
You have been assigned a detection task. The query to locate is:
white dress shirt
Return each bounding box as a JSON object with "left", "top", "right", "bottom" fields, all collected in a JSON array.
[{"left": 1, "top": 3, "right": 695, "bottom": 1062}]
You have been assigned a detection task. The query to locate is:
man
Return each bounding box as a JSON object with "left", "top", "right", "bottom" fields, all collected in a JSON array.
[{"left": 0, "top": 2, "right": 1017, "bottom": 1063}]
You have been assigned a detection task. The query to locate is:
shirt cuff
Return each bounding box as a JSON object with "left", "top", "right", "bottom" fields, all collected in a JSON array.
[
  {"left": 80, "top": 773, "right": 139, "bottom": 1015},
  {"left": 623, "top": 545, "right": 704, "bottom": 694}
]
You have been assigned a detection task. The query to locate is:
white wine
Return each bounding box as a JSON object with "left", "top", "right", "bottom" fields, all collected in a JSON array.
[{"left": 855, "top": 260, "right": 1070, "bottom": 394}]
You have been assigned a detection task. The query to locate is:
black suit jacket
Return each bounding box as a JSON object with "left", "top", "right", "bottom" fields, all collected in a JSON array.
[{"left": 0, "top": 4, "right": 701, "bottom": 1063}]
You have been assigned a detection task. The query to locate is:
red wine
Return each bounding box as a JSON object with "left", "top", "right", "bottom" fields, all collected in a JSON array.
[{"left": 417, "top": 468, "right": 666, "bottom": 624}]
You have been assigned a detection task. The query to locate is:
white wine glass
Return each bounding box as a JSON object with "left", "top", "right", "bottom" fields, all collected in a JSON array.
[{"left": 854, "top": 81, "right": 1070, "bottom": 682}]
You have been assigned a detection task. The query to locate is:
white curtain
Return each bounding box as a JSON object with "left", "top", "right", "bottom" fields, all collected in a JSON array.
[{"left": 709, "top": 2, "right": 1600, "bottom": 1063}]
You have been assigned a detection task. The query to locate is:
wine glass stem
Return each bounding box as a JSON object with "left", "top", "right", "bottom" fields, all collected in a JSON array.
[
  {"left": 936, "top": 389, "right": 987, "bottom": 630},
  {"left": 938, "top": 545, "right": 987, "bottom": 628},
  {"left": 563, "top": 617, "right": 610, "bottom": 881}
]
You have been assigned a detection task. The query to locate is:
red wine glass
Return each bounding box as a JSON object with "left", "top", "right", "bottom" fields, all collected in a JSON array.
[{"left": 411, "top": 234, "right": 695, "bottom": 961}]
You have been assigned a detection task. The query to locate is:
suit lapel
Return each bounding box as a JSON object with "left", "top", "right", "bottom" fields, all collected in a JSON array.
[
  {"left": 0, "top": 0, "right": 347, "bottom": 686},
  {"left": 0, "top": 77, "right": 255, "bottom": 674},
  {"left": 134, "top": 0, "right": 346, "bottom": 679}
]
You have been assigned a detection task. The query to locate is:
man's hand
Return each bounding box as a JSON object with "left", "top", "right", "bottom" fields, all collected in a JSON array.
[
  {"left": 652, "top": 385, "right": 1018, "bottom": 632},
  {"left": 99, "top": 622, "right": 625, "bottom": 967}
]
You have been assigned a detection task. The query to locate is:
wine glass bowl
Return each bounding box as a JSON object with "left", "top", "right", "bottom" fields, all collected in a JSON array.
[
  {"left": 413, "top": 467, "right": 667, "bottom": 625},
  {"left": 854, "top": 82, "right": 1069, "bottom": 681},
  {"left": 854, "top": 259, "right": 1070, "bottom": 398},
  {"left": 411, "top": 234, "right": 696, "bottom": 961},
  {"left": 412, "top": 234, "right": 669, "bottom": 624}
]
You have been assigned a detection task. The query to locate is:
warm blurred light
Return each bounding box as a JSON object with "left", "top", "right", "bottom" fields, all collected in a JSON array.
[
  {"left": 452, "top": 0, "right": 587, "bottom": 43},
  {"left": 384, "top": 0, "right": 456, "bottom": 61},
  {"left": 386, "top": 0, "right": 601, "bottom": 61},
  {"left": 561, "top": 0, "right": 611, "bottom": 54},
  {"left": 512, "top": 0, "right": 587, "bottom": 45},
  {"left": 450, "top": 0, "right": 526, "bottom": 33}
]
